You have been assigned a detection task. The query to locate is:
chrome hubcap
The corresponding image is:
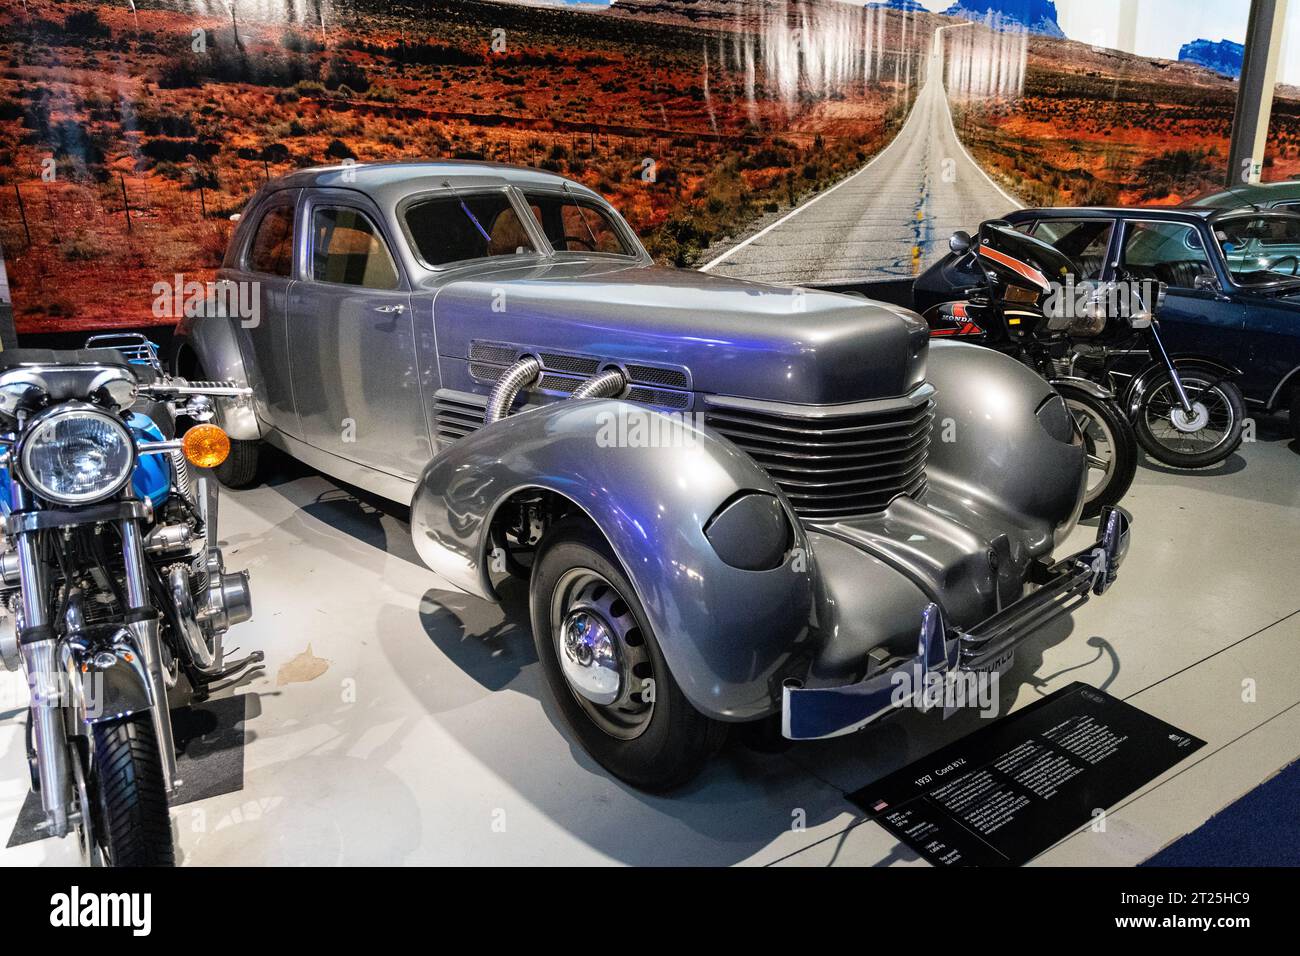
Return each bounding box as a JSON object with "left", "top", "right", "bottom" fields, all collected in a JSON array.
[
  {"left": 1144, "top": 376, "right": 1235, "bottom": 456},
  {"left": 560, "top": 606, "right": 621, "bottom": 705},
  {"left": 550, "top": 569, "right": 654, "bottom": 740},
  {"left": 1170, "top": 402, "right": 1210, "bottom": 433}
]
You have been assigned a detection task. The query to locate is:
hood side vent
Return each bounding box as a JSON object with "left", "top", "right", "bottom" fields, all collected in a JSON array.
[
  {"left": 467, "top": 340, "right": 692, "bottom": 411},
  {"left": 433, "top": 390, "right": 487, "bottom": 448}
]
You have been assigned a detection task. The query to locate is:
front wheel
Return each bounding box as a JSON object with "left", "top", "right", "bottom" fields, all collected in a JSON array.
[
  {"left": 529, "top": 522, "right": 727, "bottom": 791},
  {"left": 89, "top": 715, "right": 174, "bottom": 866},
  {"left": 1056, "top": 383, "right": 1138, "bottom": 520},
  {"left": 1134, "top": 373, "right": 1245, "bottom": 468}
]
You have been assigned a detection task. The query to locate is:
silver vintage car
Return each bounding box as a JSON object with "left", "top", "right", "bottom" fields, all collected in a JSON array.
[{"left": 174, "top": 162, "right": 1131, "bottom": 790}]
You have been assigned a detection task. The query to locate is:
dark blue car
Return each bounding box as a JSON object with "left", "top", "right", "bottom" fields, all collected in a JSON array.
[{"left": 917, "top": 206, "right": 1300, "bottom": 441}]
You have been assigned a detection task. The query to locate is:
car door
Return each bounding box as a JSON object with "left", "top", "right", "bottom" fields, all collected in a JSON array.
[
  {"left": 1112, "top": 218, "right": 1246, "bottom": 366},
  {"left": 231, "top": 190, "right": 301, "bottom": 438},
  {"left": 287, "top": 190, "right": 430, "bottom": 479},
  {"left": 1234, "top": 292, "right": 1300, "bottom": 406}
]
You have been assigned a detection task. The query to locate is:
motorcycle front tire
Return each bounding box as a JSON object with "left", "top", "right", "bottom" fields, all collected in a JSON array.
[
  {"left": 1056, "top": 383, "right": 1138, "bottom": 520},
  {"left": 1134, "top": 374, "right": 1245, "bottom": 469},
  {"left": 90, "top": 715, "right": 175, "bottom": 866}
]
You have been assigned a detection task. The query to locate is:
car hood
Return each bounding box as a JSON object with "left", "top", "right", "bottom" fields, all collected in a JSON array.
[{"left": 429, "top": 260, "right": 928, "bottom": 404}]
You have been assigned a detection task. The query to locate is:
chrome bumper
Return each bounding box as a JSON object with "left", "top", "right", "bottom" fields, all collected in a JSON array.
[{"left": 782, "top": 506, "right": 1131, "bottom": 740}]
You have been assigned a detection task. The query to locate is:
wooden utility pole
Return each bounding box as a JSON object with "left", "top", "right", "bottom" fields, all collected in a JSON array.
[
  {"left": 13, "top": 184, "right": 30, "bottom": 247},
  {"left": 118, "top": 173, "right": 132, "bottom": 233}
]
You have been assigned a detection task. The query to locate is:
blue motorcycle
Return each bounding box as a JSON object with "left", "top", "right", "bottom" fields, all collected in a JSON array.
[{"left": 0, "top": 335, "right": 258, "bottom": 866}]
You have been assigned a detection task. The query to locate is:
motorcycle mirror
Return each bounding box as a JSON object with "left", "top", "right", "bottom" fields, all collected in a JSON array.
[{"left": 949, "top": 230, "right": 972, "bottom": 255}]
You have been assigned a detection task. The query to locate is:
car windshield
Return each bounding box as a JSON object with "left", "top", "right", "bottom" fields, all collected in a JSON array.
[
  {"left": 403, "top": 192, "right": 537, "bottom": 266},
  {"left": 523, "top": 192, "right": 636, "bottom": 256},
  {"left": 1215, "top": 215, "right": 1300, "bottom": 286}
]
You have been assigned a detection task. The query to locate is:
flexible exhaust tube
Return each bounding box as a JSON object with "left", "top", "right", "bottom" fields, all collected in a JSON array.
[
  {"left": 485, "top": 357, "right": 542, "bottom": 424},
  {"left": 571, "top": 368, "right": 628, "bottom": 400}
]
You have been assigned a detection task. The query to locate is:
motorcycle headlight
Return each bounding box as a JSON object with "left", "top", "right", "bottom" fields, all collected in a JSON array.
[{"left": 18, "top": 406, "right": 136, "bottom": 505}]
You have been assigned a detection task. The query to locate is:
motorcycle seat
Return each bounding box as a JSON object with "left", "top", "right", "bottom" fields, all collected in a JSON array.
[{"left": 0, "top": 348, "right": 133, "bottom": 373}]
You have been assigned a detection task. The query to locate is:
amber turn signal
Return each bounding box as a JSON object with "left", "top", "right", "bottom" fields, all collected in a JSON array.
[{"left": 182, "top": 423, "right": 231, "bottom": 469}]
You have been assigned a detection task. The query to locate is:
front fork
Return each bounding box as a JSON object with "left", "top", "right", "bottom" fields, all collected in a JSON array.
[
  {"left": 1145, "top": 323, "right": 1195, "bottom": 415},
  {"left": 14, "top": 492, "right": 180, "bottom": 838},
  {"left": 119, "top": 517, "right": 181, "bottom": 794},
  {"left": 12, "top": 486, "right": 72, "bottom": 837}
]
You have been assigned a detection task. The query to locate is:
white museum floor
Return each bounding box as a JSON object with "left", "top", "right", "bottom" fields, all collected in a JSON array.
[{"left": 1, "top": 416, "right": 1296, "bottom": 867}]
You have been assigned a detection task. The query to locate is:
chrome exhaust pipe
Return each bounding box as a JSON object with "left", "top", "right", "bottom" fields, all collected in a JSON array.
[
  {"left": 484, "top": 357, "right": 542, "bottom": 424},
  {"left": 168, "top": 565, "right": 216, "bottom": 672},
  {"left": 570, "top": 368, "right": 628, "bottom": 400}
]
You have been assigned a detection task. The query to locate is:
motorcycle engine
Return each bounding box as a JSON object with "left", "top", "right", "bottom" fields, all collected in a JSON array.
[{"left": 1064, "top": 313, "right": 1108, "bottom": 337}]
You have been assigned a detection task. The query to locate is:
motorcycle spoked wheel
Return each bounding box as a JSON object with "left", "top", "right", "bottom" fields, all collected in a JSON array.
[
  {"left": 1134, "top": 374, "right": 1245, "bottom": 469},
  {"left": 85, "top": 715, "right": 175, "bottom": 866},
  {"left": 1055, "top": 383, "right": 1138, "bottom": 520}
]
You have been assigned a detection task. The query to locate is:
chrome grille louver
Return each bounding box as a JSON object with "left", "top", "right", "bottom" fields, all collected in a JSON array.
[
  {"left": 704, "top": 388, "right": 933, "bottom": 522},
  {"left": 433, "top": 392, "right": 487, "bottom": 445}
]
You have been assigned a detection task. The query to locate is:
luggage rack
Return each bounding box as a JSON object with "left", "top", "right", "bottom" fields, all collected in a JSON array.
[{"left": 84, "top": 332, "right": 163, "bottom": 373}]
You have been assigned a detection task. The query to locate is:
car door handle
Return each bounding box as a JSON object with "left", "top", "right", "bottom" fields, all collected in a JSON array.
[{"left": 374, "top": 304, "right": 405, "bottom": 314}]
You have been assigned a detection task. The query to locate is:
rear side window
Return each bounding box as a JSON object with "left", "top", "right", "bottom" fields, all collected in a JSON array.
[
  {"left": 246, "top": 204, "right": 295, "bottom": 277},
  {"left": 311, "top": 206, "right": 400, "bottom": 289},
  {"left": 403, "top": 194, "right": 536, "bottom": 266}
]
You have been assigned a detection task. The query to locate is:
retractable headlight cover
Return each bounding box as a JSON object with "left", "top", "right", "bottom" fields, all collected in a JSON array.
[{"left": 19, "top": 405, "right": 136, "bottom": 505}]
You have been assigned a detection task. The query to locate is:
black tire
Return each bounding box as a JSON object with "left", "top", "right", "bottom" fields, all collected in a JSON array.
[
  {"left": 90, "top": 716, "right": 174, "bottom": 866},
  {"left": 213, "top": 436, "right": 261, "bottom": 488},
  {"left": 1134, "top": 373, "right": 1245, "bottom": 469},
  {"left": 1056, "top": 383, "right": 1137, "bottom": 520},
  {"left": 186, "top": 354, "right": 262, "bottom": 488},
  {"left": 529, "top": 521, "right": 727, "bottom": 791},
  {"left": 1290, "top": 388, "right": 1300, "bottom": 444}
]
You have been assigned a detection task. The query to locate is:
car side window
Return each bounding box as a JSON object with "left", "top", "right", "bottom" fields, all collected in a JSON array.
[
  {"left": 1120, "top": 221, "right": 1213, "bottom": 289},
  {"left": 1029, "top": 219, "right": 1113, "bottom": 278},
  {"left": 246, "top": 204, "right": 295, "bottom": 277},
  {"left": 311, "top": 206, "right": 400, "bottom": 290}
]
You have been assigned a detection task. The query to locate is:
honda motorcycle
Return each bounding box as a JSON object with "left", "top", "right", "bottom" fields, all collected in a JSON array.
[
  {"left": 0, "top": 335, "right": 259, "bottom": 866},
  {"left": 917, "top": 225, "right": 1139, "bottom": 519},
  {"left": 918, "top": 221, "right": 1246, "bottom": 471}
]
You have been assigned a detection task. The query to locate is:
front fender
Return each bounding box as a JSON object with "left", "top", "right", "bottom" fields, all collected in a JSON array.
[
  {"left": 63, "top": 635, "right": 154, "bottom": 726},
  {"left": 1122, "top": 354, "right": 1242, "bottom": 418},
  {"left": 410, "top": 399, "right": 815, "bottom": 720},
  {"left": 171, "top": 315, "right": 261, "bottom": 441},
  {"left": 925, "top": 342, "right": 1086, "bottom": 545}
]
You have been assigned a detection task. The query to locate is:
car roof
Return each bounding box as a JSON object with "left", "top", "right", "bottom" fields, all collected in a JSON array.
[
  {"left": 1188, "top": 180, "right": 1300, "bottom": 206},
  {"left": 258, "top": 160, "right": 606, "bottom": 206},
  {"left": 1004, "top": 206, "right": 1216, "bottom": 222},
  {"left": 1004, "top": 205, "right": 1300, "bottom": 226}
]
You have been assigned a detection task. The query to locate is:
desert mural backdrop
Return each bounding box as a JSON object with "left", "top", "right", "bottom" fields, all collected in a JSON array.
[{"left": 0, "top": 0, "right": 1292, "bottom": 332}]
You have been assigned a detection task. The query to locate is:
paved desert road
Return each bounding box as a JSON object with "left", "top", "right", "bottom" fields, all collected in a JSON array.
[{"left": 700, "top": 24, "right": 1018, "bottom": 284}]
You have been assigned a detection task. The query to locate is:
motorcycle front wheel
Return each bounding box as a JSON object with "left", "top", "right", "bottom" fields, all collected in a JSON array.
[
  {"left": 1056, "top": 383, "right": 1138, "bottom": 520},
  {"left": 1135, "top": 374, "right": 1245, "bottom": 468},
  {"left": 89, "top": 715, "right": 175, "bottom": 866}
]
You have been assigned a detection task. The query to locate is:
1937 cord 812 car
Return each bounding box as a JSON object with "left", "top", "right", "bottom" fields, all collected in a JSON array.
[{"left": 174, "top": 162, "right": 1131, "bottom": 790}]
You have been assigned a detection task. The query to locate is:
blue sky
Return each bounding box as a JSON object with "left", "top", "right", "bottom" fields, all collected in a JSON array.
[{"left": 874, "top": 1, "right": 1249, "bottom": 57}]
